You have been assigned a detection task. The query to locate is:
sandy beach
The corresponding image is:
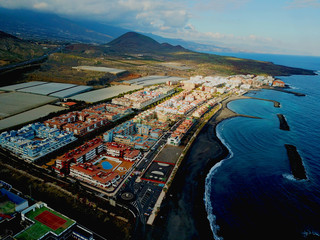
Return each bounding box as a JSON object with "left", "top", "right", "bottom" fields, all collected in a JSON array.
[{"left": 141, "top": 95, "right": 255, "bottom": 240}]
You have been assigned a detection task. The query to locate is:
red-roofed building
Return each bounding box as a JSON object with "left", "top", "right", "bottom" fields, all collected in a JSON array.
[
  {"left": 54, "top": 138, "right": 103, "bottom": 175},
  {"left": 272, "top": 80, "right": 285, "bottom": 87},
  {"left": 69, "top": 163, "right": 120, "bottom": 188},
  {"left": 105, "top": 142, "right": 130, "bottom": 157},
  {"left": 123, "top": 149, "right": 142, "bottom": 162},
  {"left": 61, "top": 102, "right": 77, "bottom": 107}
]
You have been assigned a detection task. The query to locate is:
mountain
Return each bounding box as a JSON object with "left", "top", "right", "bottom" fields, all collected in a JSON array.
[
  {"left": 0, "top": 30, "right": 46, "bottom": 66},
  {"left": 107, "top": 32, "right": 187, "bottom": 53},
  {"left": 0, "top": 8, "right": 227, "bottom": 53},
  {"left": 0, "top": 8, "right": 113, "bottom": 43}
]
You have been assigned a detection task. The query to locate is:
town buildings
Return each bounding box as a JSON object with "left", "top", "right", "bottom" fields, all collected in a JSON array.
[
  {"left": 192, "top": 99, "right": 218, "bottom": 118},
  {"left": 167, "top": 117, "right": 196, "bottom": 146},
  {"left": 112, "top": 85, "right": 174, "bottom": 109},
  {"left": 44, "top": 103, "right": 133, "bottom": 136},
  {"left": 272, "top": 79, "right": 285, "bottom": 87},
  {"left": 155, "top": 90, "right": 211, "bottom": 116},
  {"left": 182, "top": 75, "right": 275, "bottom": 94},
  {"left": 54, "top": 138, "right": 104, "bottom": 175},
  {"left": 54, "top": 137, "right": 142, "bottom": 189},
  {"left": 0, "top": 123, "right": 76, "bottom": 161},
  {"left": 103, "top": 120, "right": 163, "bottom": 150}
]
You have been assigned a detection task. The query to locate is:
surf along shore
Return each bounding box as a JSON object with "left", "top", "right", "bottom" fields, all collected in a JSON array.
[{"left": 144, "top": 94, "right": 280, "bottom": 240}]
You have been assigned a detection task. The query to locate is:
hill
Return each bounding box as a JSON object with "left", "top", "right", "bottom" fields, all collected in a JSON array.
[
  {"left": 107, "top": 32, "right": 187, "bottom": 53},
  {"left": 22, "top": 31, "right": 314, "bottom": 88},
  {"left": 0, "top": 8, "right": 113, "bottom": 43},
  {"left": 0, "top": 8, "right": 226, "bottom": 53},
  {"left": 0, "top": 30, "right": 47, "bottom": 66}
]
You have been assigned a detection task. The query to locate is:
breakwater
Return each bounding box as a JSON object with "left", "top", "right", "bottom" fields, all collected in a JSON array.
[
  {"left": 274, "top": 88, "right": 306, "bottom": 96},
  {"left": 277, "top": 114, "right": 290, "bottom": 130},
  {"left": 249, "top": 97, "right": 280, "bottom": 108},
  {"left": 262, "top": 86, "right": 306, "bottom": 96},
  {"left": 285, "top": 144, "right": 307, "bottom": 180}
]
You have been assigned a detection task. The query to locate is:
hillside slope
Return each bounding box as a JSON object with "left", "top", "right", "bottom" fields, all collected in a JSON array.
[
  {"left": 107, "top": 32, "right": 187, "bottom": 53},
  {"left": 0, "top": 8, "right": 113, "bottom": 43},
  {"left": 0, "top": 31, "right": 47, "bottom": 66}
]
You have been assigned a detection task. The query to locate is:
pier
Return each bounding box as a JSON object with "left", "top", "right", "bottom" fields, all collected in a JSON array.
[
  {"left": 285, "top": 144, "right": 307, "bottom": 180},
  {"left": 277, "top": 114, "right": 290, "bottom": 131}
]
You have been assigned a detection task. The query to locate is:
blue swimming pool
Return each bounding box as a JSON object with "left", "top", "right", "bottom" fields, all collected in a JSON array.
[{"left": 102, "top": 161, "right": 113, "bottom": 170}]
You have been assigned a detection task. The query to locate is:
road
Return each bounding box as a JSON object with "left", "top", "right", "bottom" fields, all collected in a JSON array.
[{"left": 0, "top": 46, "right": 64, "bottom": 73}]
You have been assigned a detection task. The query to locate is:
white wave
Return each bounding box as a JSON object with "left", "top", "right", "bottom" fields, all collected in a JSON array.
[
  {"left": 302, "top": 230, "right": 320, "bottom": 237},
  {"left": 282, "top": 173, "right": 297, "bottom": 181},
  {"left": 204, "top": 161, "right": 225, "bottom": 240},
  {"left": 203, "top": 125, "right": 235, "bottom": 240},
  {"left": 216, "top": 124, "right": 234, "bottom": 159},
  {"left": 287, "top": 85, "right": 299, "bottom": 90},
  {"left": 282, "top": 173, "right": 309, "bottom": 182}
]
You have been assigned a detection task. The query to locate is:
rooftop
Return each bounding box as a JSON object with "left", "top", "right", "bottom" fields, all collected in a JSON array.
[{"left": 15, "top": 205, "right": 75, "bottom": 240}]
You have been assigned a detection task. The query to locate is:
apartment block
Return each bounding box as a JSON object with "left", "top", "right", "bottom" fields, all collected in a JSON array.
[
  {"left": 103, "top": 120, "right": 163, "bottom": 150},
  {"left": 44, "top": 103, "right": 133, "bottom": 136},
  {"left": 54, "top": 138, "right": 103, "bottom": 175},
  {"left": 0, "top": 123, "right": 76, "bottom": 161},
  {"left": 167, "top": 117, "right": 196, "bottom": 146},
  {"left": 112, "top": 85, "right": 174, "bottom": 109}
]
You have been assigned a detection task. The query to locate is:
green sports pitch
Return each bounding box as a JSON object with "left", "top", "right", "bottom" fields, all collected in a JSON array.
[{"left": 15, "top": 206, "right": 75, "bottom": 240}]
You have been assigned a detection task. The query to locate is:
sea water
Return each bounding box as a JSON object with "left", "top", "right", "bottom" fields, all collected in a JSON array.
[{"left": 204, "top": 54, "right": 320, "bottom": 239}]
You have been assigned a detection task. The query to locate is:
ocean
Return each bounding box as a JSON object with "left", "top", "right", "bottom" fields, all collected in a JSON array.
[{"left": 204, "top": 53, "right": 320, "bottom": 239}]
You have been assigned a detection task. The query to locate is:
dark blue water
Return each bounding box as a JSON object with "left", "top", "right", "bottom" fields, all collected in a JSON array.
[{"left": 204, "top": 54, "right": 320, "bottom": 239}]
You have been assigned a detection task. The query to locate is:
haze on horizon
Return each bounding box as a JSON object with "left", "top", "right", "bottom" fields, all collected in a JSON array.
[{"left": 0, "top": 0, "right": 319, "bottom": 56}]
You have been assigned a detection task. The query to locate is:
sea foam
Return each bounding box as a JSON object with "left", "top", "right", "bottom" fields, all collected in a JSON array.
[{"left": 204, "top": 124, "right": 234, "bottom": 240}]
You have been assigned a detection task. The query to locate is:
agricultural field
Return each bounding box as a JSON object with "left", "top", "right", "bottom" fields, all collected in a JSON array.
[
  {"left": 72, "top": 65, "right": 126, "bottom": 74},
  {"left": 0, "top": 92, "right": 57, "bottom": 119},
  {"left": 0, "top": 104, "right": 66, "bottom": 130},
  {"left": 71, "top": 85, "right": 142, "bottom": 103},
  {"left": 19, "top": 82, "right": 76, "bottom": 95},
  {"left": 123, "top": 75, "right": 185, "bottom": 87}
]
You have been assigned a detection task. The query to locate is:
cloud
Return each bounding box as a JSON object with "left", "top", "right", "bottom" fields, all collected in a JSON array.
[
  {"left": 153, "top": 23, "right": 277, "bottom": 53},
  {"left": 193, "top": 0, "right": 251, "bottom": 11},
  {"left": 0, "top": 0, "right": 190, "bottom": 31},
  {"left": 160, "top": 23, "right": 273, "bottom": 44},
  {"left": 286, "top": 0, "right": 320, "bottom": 8}
]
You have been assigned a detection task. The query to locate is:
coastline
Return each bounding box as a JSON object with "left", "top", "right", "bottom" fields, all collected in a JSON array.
[{"left": 145, "top": 94, "right": 264, "bottom": 240}]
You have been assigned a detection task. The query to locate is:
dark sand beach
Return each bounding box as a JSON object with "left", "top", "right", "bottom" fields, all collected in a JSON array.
[
  {"left": 143, "top": 95, "right": 255, "bottom": 240},
  {"left": 142, "top": 95, "right": 280, "bottom": 240}
]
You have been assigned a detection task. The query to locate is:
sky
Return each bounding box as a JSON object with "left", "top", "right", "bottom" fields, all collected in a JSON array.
[{"left": 0, "top": 0, "right": 319, "bottom": 56}]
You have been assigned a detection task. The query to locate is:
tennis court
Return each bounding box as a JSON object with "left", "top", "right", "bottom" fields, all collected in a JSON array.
[{"left": 34, "top": 210, "right": 67, "bottom": 230}]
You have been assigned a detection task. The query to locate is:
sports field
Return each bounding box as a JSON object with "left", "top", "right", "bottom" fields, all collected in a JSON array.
[
  {"left": 0, "top": 200, "right": 15, "bottom": 214},
  {"left": 34, "top": 211, "right": 67, "bottom": 230},
  {"left": 15, "top": 206, "right": 75, "bottom": 240}
]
